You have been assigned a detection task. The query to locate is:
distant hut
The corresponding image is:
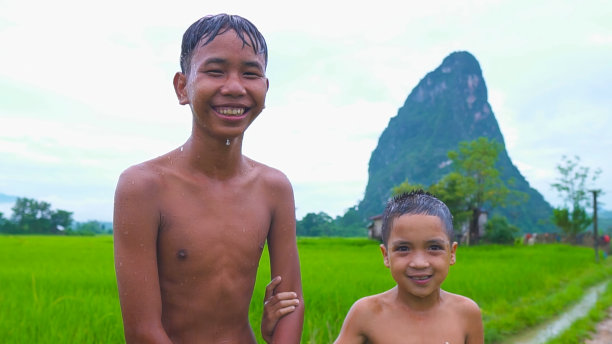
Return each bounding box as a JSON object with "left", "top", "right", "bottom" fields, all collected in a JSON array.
[{"left": 368, "top": 215, "right": 383, "bottom": 241}]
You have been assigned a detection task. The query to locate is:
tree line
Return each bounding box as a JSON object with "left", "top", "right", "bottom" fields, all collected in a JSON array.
[{"left": 0, "top": 197, "right": 111, "bottom": 235}]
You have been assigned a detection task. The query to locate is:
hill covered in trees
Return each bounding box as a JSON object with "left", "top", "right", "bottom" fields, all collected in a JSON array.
[{"left": 358, "top": 51, "right": 555, "bottom": 232}]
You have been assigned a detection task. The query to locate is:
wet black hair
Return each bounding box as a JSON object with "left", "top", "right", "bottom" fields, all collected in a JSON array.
[
  {"left": 179, "top": 13, "right": 268, "bottom": 74},
  {"left": 381, "top": 189, "right": 455, "bottom": 247}
]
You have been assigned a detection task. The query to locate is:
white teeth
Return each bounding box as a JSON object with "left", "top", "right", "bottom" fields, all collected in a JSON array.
[
  {"left": 217, "top": 107, "right": 245, "bottom": 116},
  {"left": 411, "top": 276, "right": 431, "bottom": 280}
]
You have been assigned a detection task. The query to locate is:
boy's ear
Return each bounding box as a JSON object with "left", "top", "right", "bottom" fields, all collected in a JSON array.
[
  {"left": 173, "top": 72, "right": 189, "bottom": 105},
  {"left": 380, "top": 244, "right": 390, "bottom": 268},
  {"left": 450, "top": 241, "right": 458, "bottom": 265}
]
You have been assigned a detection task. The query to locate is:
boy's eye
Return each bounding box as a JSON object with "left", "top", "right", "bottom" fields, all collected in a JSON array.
[
  {"left": 395, "top": 246, "right": 409, "bottom": 252},
  {"left": 244, "top": 71, "right": 263, "bottom": 79},
  {"left": 205, "top": 70, "right": 223, "bottom": 76},
  {"left": 429, "top": 245, "right": 443, "bottom": 251}
]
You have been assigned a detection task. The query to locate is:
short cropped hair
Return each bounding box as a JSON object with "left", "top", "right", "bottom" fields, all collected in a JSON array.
[
  {"left": 179, "top": 13, "right": 268, "bottom": 74},
  {"left": 381, "top": 190, "right": 455, "bottom": 247}
]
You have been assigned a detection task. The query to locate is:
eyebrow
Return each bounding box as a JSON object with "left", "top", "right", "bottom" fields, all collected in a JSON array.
[
  {"left": 203, "top": 57, "right": 264, "bottom": 71},
  {"left": 390, "top": 238, "right": 449, "bottom": 246},
  {"left": 391, "top": 240, "right": 410, "bottom": 247},
  {"left": 426, "top": 239, "right": 448, "bottom": 246}
]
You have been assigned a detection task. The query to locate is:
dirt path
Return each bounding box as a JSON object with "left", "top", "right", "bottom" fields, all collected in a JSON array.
[
  {"left": 501, "top": 281, "right": 609, "bottom": 344},
  {"left": 585, "top": 307, "right": 612, "bottom": 344}
]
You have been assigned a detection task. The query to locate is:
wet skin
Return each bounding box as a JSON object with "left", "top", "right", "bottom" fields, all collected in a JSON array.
[
  {"left": 114, "top": 30, "right": 303, "bottom": 344},
  {"left": 334, "top": 214, "right": 483, "bottom": 344}
]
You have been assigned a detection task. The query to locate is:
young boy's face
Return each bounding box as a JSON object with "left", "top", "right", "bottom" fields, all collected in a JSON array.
[
  {"left": 380, "top": 214, "right": 457, "bottom": 299},
  {"left": 174, "top": 29, "right": 269, "bottom": 140}
]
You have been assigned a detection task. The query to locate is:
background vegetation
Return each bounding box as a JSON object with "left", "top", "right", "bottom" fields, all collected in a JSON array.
[{"left": 0, "top": 197, "right": 111, "bottom": 235}]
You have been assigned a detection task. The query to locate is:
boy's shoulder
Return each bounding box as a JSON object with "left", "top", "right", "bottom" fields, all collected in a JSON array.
[
  {"left": 349, "top": 290, "right": 393, "bottom": 317},
  {"left": 244, "top": 156, "right": 292, "bottom": 188},
  {"left": 441, "top": 290, "right": 481, "bottom": 318},
  {"left": 115, "top": 152, "right": 176, "bottom": 196},
  {"left": 118, "top": 153, "right": 168, "bottom": 181}
]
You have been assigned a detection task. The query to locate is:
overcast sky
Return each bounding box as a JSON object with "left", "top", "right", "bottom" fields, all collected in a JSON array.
[{"left": 1, "top": 0, "right": 610, "bottom": 222}]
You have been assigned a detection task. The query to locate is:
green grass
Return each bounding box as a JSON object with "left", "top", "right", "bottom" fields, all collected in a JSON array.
[
  {"left": 1, "top": 236, "right": 611, "bottom": 343},
  {"left": 0, "top": 235, "right": 122, "bottom": 343}
]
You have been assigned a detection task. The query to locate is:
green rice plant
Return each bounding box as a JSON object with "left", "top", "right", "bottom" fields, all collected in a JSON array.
[
  {"left": 0, "top": 235, "right": 123, "bottom": 343},
  {"left": 1, "top": 236, "right": 611, "bottom": 343}
]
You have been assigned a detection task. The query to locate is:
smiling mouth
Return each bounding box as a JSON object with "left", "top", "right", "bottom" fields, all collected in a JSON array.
[
  {"left": 409, "top": 275, "right": 432, "bottom": 281},
  {"left": 215, "top": 107, "right": 247, "bottom": 116}
]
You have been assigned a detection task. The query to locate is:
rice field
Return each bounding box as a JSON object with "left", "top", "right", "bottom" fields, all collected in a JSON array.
[{"left": 1, "top": 235, "right": 610, "bottom": 343}]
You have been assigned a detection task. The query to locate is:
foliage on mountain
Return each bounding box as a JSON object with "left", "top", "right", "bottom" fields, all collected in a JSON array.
[
  {"left": 358, "top": 51, "right": 554, "bottom": 232},
  {"left": 551, "top": 155, "right": 601, "bottom": 242}
]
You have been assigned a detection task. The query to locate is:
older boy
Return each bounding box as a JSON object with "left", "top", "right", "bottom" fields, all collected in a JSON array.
[
  {"left": 113, "top": 14, "right": 303, "bottom": 343},
  {"left": 334, "top": 190, "right": 483, "bottom": 344}
]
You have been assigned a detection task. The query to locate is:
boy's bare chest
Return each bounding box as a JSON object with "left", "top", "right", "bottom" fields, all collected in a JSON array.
[
  {"left": 367, "top": 310, "right": 466, "bottom": 344},
  {"left": 156, "top": 177, "right": 272, "bottom": 273}
]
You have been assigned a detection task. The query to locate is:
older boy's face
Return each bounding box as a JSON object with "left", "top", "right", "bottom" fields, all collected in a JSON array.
[
  {"left": 175, "top": 29, "right": 269, "bottom": 140},
  {"left": 380, "top": 214, "right": 457, "bottom": 300}
]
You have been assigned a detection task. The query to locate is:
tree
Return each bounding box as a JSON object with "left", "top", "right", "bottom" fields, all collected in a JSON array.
[
  {"left": 0, "top": 212, "right": 9, "bottom": 233},
  {"left": 51, "top": 210, "right": 74, "bottom": 232},
  {"left": 391, "top": 137, "right": 527, "bottom": 244},
  {"left": 428, "top": 172, "right": 472, "bottom": 232},
  {"left": 69, "top": 220, "right": 110, "bottom": 236},
  {"left": 447, "top": 137, "right": 526, "bottom": 244},
  {"left": 551, "top": 155, "right": 601, "bottom": 243},
  {"left": 297, "top": 212, "right": 336, "bottom": 237},
  {"left": 333, "top": 206, "right": 367, "bottom": 237},
  {"left": 9, "top": 197, "right": 74, "bottom": 234},
  {"left": 483, "top": 215, "right": 519, "bottom": 244}
]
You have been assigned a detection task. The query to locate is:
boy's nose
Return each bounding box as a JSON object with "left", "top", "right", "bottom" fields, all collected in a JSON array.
[
  {"left": 220, "top": 74, "right": 247, "bottom": 96},
  {"left": 409, "top": 252, "right": 430, "bottom": 268}
]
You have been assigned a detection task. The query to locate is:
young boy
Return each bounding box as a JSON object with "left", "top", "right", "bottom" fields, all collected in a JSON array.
[
  {"left": 334, "top": 190, "right": 484, "bottom": 343},
  {"left": 113, "top": 14, "right": 303, "bottom": 343}
]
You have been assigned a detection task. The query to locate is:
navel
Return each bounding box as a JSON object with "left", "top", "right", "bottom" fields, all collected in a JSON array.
[{"left": 177, "top": 249, "right": 188, "bottom": 260}]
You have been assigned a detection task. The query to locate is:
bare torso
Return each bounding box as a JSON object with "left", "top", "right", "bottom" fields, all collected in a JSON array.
[
  {"left": 337, "top": 288, "right": 482, "bottom": 344},
  {"left": 118, "top": 149, "right": 283, "bottom": 343}
]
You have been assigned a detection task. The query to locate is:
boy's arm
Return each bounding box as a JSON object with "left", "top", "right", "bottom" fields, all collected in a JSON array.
[
  {"left": 113, "top": 167, "right": 172, "bottom": 344},
  {"left": 334, "top": 300, "right": 368, "bottom": 344},
  {"left": 465, "top": 300, "right": 484, "bottom": 344},
  {"left": 266, "top": 173, "right": 304, "bottom": 344}
]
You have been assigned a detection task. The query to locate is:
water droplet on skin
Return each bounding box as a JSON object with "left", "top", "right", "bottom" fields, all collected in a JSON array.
[{"left": 180, "top": 146, "right": 184, "bottom": 152}]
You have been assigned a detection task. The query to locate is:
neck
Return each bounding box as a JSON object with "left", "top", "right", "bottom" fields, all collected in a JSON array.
[
  {"left": 394, "top": 286, "right": 443, "bottom": 313},
  {"left": 180, "top": 133, "right": 245, "bottom": 179}
]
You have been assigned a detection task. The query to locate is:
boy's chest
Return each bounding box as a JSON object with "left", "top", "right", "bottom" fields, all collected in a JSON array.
[
  {"left": 156, "top": 179, "right": 272, "bottom": 272},
  {"left": 366, "top": 312, "right": 466, "bottom": 344}
]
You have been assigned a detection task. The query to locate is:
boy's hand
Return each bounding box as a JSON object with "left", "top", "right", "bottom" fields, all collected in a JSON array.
[{"left": 261, "top": 276, "right": 299, "bottom": 343}]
